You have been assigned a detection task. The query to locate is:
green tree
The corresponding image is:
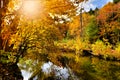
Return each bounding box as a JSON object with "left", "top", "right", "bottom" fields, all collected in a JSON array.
[
  {"left": 85, "top": 16, "right": 98, "bottom": 43},
  {"left": 89, "top": 8, "right": 95, "bottom": 15},
  {"left": 113, "top": 0, "right": 120, "bottom": 3}
]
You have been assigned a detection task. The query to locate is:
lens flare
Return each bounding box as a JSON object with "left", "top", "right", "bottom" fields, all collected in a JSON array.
[{"left": 22, "top": 0, "right": 40, "bottom": 17}]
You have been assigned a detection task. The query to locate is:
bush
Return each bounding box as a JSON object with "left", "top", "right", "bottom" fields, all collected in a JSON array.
[
  {"left": 91, "top": 40, "right": 112, "bottom": 57},
  {"left": 114, "top": 43, "right": 120, "bottom": 58},
  {"left": 74, "top": 37, "right": 90, "bottom": 55}
]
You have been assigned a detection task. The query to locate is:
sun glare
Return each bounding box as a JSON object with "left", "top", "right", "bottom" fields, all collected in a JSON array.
[{"left": 23, "top": 0, "right": 39, "bottom": 17}]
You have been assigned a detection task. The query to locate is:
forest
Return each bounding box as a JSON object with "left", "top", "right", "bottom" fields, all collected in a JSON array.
[{"left": 0, "top": 0, "right": 120, "bottom": 80}]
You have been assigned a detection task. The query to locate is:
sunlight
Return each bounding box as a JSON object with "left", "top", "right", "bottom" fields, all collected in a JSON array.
[{"left": 22, "top": 0, "right": 40, "bottom": 17}]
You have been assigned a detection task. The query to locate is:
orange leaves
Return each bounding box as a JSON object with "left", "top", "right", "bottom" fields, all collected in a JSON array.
[
  {"left": 96, "top": 2, "right": 120, "bottom": 44},
  {"left": 97, "top": 3, "right": 113, "bottom": 24},
  {"left": 97, "top": 2, "right": 120, "bottom": 25},
  {"left": 69, "top": 15, "right": 80, "bottom": 36}
]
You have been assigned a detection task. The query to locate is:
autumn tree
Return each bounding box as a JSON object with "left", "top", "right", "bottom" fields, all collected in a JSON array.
[
  {"left": 0, "top": 0, "right": 88, "bottom": 70},
  {"left": 69, "top": 15, "right": 80, "bottom": 38},
  {"left": 0, "top": 0, "right": 90, "bottom": 62},
  {"left": 0, "top": 1, "right": 24, "bottom": 79},
  {"left": 97, "top": 2, "right": 120, "bottom": 45},
  {"left": 0, "top": 0, "right": 21, "bottom": 51}
]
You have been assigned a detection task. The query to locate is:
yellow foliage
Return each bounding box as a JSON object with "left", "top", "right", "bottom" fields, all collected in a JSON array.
[
  {"left": 75, "top": 55, "right": 80, "bottom": 63},
  {"left": 114, "top": 43, "right": 120, "bottom": 58},
  {"left": 115, "top": 43, "right": 120, "bottom": 53},
  {"left": 91, "top": 40, "right": 112, "bottom": 56},
  {"left": 69, "top": 16, "right": 80, "bottom": 36},
  {"left": 74, "top": 37, "right": 90, "bottom": 55}
]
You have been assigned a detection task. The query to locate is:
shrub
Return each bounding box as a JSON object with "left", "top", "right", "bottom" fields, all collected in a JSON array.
[
  {"left": 91, "top": 40, "right": 112, "bottom": 57},
  {"left": 114, "top": 43, "right": 120, "bottom": 58}
]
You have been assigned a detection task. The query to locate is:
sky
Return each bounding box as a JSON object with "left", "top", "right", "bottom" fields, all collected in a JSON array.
[{"left": 80, "top": 0, "right": 113, "bottom": 12}]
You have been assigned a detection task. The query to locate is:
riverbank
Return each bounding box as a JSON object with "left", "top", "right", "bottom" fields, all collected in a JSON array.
[
  {"left": 0, "top": 62, "right": 23, "bottom": 80},
  {"left": 55, "top": 38, "right": 120, "bottom": 62}
]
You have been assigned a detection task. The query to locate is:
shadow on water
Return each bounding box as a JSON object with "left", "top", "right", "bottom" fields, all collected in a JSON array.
[
  {"left": 17, "top": 56, "right": 120, "bottom": 80},
  {"left": 71, "top": 57, "right": 120, "bottom": 80}
]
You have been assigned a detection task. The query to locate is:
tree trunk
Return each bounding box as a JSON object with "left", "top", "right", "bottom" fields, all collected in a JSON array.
[
  {"left": 0, "top": 0, "right": 9, "bottom": 50},
  {"left": 0, "top": 0, "right": 3, "bottom": 49}
]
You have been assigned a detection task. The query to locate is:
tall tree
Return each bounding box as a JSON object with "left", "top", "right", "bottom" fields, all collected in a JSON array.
[
  {"left": 113, "top": 0, "right": 120, "bottom": 3},
  {"left": 0, "top": 0, "right": 21, "bottom": 51},
  {"left": 97, "top": 2, "right": 120, "bottom": 44}
]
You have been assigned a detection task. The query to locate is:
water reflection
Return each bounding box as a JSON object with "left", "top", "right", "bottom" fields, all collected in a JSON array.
[
  {"left": 18, "top": 57, "right": 120, "bottom": 80},
  {"left": 19, "top": 61, "right": 75, "bottom": 80},
  {"left": 41, "top": 61, "right": 70, "bottom": 79},
  {"left": 21, "top": 70, "right": 32, "bottom": 80}
]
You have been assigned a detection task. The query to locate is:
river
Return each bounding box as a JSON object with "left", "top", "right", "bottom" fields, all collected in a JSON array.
[{"left": 18, "top": 56, "right": 120, "bottom": 80}]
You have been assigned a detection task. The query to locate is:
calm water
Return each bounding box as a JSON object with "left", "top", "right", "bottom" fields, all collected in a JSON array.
[{"left": 18, "top": 56, "right": 120, "bottom": 80}]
